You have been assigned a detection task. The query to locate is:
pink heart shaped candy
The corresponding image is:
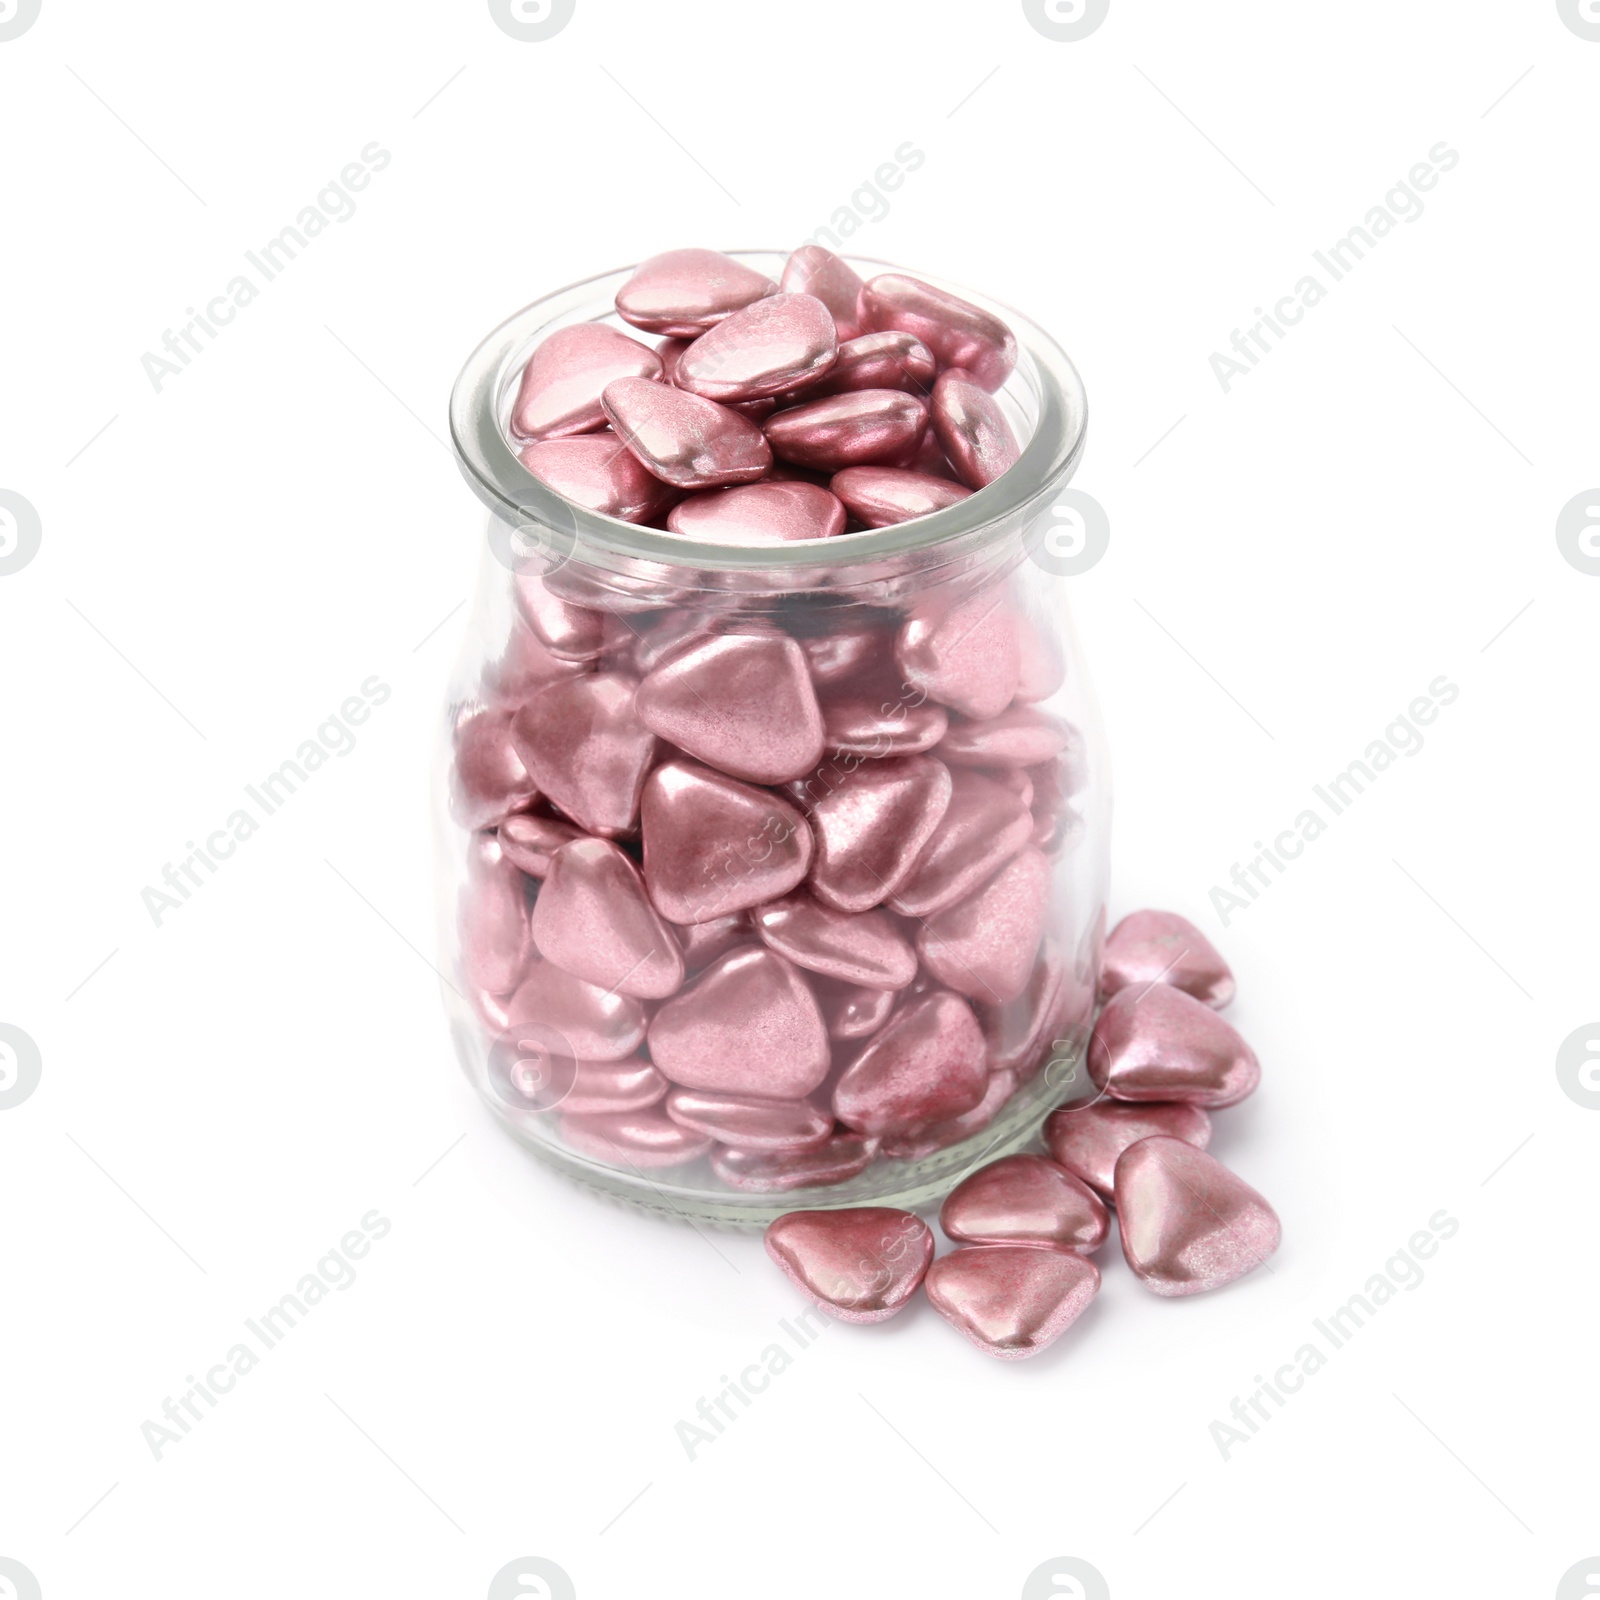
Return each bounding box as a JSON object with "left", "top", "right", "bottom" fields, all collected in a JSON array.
[
  {"left": 924, "top": 1246, "right": 1099, "bottom": 1360},
  {"left": 647, "top": 945, "right": 830, "bottom": 1098},
  {"left": 939, "top": 1153, "right": 1109, "bottom": 1255},
  {"left": 764, "top": 1207, "right": 934, "bottom": 1322},
  {"left": 1114, "top": 1137, "right": 1281, "bottom": 1296}
]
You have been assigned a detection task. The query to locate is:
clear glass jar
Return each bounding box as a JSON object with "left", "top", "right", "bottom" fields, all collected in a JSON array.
[{"left": 438, "top": 252, "right": 1107, "bottom": 1225}]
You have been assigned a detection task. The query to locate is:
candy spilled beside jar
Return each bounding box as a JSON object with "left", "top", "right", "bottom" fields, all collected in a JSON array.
[{"left": 437, "top": 249, "right": 1107, "bottom": 1225}]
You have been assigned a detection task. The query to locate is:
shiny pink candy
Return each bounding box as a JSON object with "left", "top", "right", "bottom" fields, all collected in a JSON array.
[
  {"left": 888, "top": 769, "right": 1032, "bottom": 918},
  {"left": 833, "top": 990, "right": 987, "bottom": 1137},
  {"left": 765, "top": 1207, "right": 934, "bottom": 1322},
  {"left": 712, "top": 1132, "right": 878, "bottom": 1192},
  {"left": 780, "top": 246, "right": 868, "bottom": 341},
  {"left": 641, "top": 759, "right": 813, "bottom": 924},
  {"left": 636, "top": 633, "right": 824, "bottom": 784},
  {"left": 924, "top": 1247, "right": 1099, "bottom": 1361},
  {"left": 1089, "top": 985, "right": 1260, "bottom": 1108},
  {"left": 530, "top": 838, "right": 684, "bottom": 999},
  {"left": 764, "top": 390, "right": 927, "bottom": 472},
  {"left": 815, "top": 978, "right": 896, "bottom": 1040},
  {"left": 918, "top": 846, "right": 1051, "bottom": 1004},
  {"left": 647, "top": 945, "right": 830, "bottom": 1097},
  {"left": 497, "top": 811, "right": 586, "bottom": 878},
  {"left": 602, "top": 376, "right": 772, "bottom": 490},
  {"left": 560, "top": 1057, "right": 669, "bottom": 1116},
  {"left": 931, "top": 368, "right": 1021, "bottom": 488},
  {"left": 755, "top": 890, "right": 916, "bottom": 989},
  {"left": 512, "top": 577, "right": 611, "bottom": 663},
  {"left": 897, "top": 593, "right": 1021, "bottom": 719},
  {"left": 1101, "top": 909, "right": 1237, "bottom": 1009},
  {"left": 665, "top": 1088, "right": 832, "bottom": 1153},
  {"left": 451, "top": 706, "right": 538, "bottom": 830},
  {"left": 795, "top": 754, "right": 952, "bottom": 914},
  {"left": 881, "top": 1066, "right": 1016, "bottom": 1159},
  {"left": 511, "top": 324, "right": 663, "bottom": 441},
  {"left": 559, "top": 1106, "right": 713, "bottom": 1169},
  {"left": 511, "top": 673, "right": 657, "bottom": 838},
  {"left": 505, "top": 960, "right": 647, "bottom": 1062},
  {"left": 830, "top": 467, "right": 971, "bottom": 527},
  {"left": 940, "top": 1154, "right": 1109, "bottom": 1255},
  {"left": 614, "top": 248, "right": 777, "bottom": 337},
  {"left": 1115, "top": 1137, "right": 1281, "bottom": 1296},
  {"left": 822, "top": 690, "right": 948, "bottom": 758},
  {"left": 459, "top": 839, "right": 532, "bottom": 997},
  {"left": 938, "top": 708, "right": 1071, "bottom": 769},
  {"left": 666, "top": 481, "right": 845, "bottom": 544},
  {"left": 516, "top": 436, "right": 679, "bottom": 523},
  {"left": 675, "top": 293, "right": 838, "bottom": 402},
  {"left": 1045, "top": 1099, "right": 1213, "bottom": 1202},
  {"left": 861, "top": 273, "right": 1018, "bottom": 391},
  {"left": 801, "top": 330, "right": 937, "bottom": 398}
]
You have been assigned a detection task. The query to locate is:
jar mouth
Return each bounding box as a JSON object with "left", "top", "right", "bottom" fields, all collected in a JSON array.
[{"left": 448, "top": 251, "right": 1089, "bottom": 574}]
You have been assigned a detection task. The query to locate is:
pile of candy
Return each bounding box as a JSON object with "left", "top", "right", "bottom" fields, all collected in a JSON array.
[
  {"left": 509, "top": 246, "right": 1022, "bottom": 535},
  {"left": 453, "top": 247, "right": 1095, "bottom": 1190},
  {"left": 764, "top": 910, "right": 1281, "bottom": 1359}
]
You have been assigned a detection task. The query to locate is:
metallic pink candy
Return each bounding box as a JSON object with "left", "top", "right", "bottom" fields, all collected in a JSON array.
[
  {"left": 755, "top": 890, "right": 916, "bottom": 989},
  {"left": 765, "top": 1207, "right": 934, "bottom": 1321},
  {"left": 675, "top": 293, "right": 838, "bottom": 402},
  {"left": 833, "top": 990, "right": 988, "bottom": 1138},
  {"left": 641, "top": 759, "right": 813, "bottom": 924},
  {"left": 666, "top": 481, "right": 845, "bottom": 544},
  {"left": 924, "top": 1247, "right": 1099, "bottom": 1361},
  {"left": 530, "top": 837, "right": 684, "bottom": 999},
  {"left": 614, "top": 248, "right": 777, "bottom": 337},
  {"left": 511, "top": 674, "right": 657, "bottom": 839},
  {"left": 1114, "top": 1138, "right": 1281, "bottom": 1296},
  {"left": 511, "top": 324, "right": 663, "bottom": 442},
  {"left": 897, "top": 593, "right": 1022, "bottom": 719},
  {"left": 764, "top": 390, "right": 928, "bottom": 472},
  {"left": 931, "top": 368, "right": 1021, "bottom": 488},
  {"left": 601, "top": 376, "right": 772, "bottom": 490},
  {"left": 860, "top": 273, "right": 1018, "bottom": 391},
  {"left": 940, "top": 1154, "right": 1109, "bottom": 1255},
  {"left": 636, "top": 633, "right": 824, "bottom": 784},
  {"left": 1101, "top": 908, "right": 1236, "bottom": 1009},
  {"left": 794, "top": 754, "right": 952, "bottom": 915},
  {"left": 647, "top": 945, "right": 830, "bottom": 1097},
  {"left": 830, "top": 467, "right": 971, "bottom": 527},
  {"left": 1089, "top": 985, "right": 1260, "bottom": 1108},
  {"left": 1045, "top": 1098, "right": 1213, "bottom": 1202},
  {"left": 779, "top": 246, "right": 868, "bottom": 341},
  {"left": 516, "top": 436, "right": 679, "bottom": 523}
]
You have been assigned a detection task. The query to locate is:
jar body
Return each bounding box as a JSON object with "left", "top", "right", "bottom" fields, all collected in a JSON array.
[{"left": 437, "top": 256, "right": 1107, "bottom": 1225}]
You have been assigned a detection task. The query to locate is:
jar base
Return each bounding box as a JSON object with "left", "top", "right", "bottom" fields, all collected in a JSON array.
[{"left": 462, "top": 1030, "right": 1089, "bottom": 1228}]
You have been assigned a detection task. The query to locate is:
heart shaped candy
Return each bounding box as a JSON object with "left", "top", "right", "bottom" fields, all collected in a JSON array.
[
  {"left": 939, "top": 1154, "right": 1109, "bottom": 1255},
  {"left": 1100, "top": 908, "right": 1236, "bottom": 1009},
  {"left": 511, "top": 673, "right": 658, "bottom": 839},
  {"left": 1044, "top": 1099, "right": 1213, "bottom": 1201},
  {"left": 636, "top": 633, "right": 824, "bottom": 785},
  {"left": 530, "top": 838, "right": 684, "bottom": 999},
  {"left": 1114, "top": 1137, "right": 1281, "bottom": 1296},
  {"left": 641, "top": 760, "right": 813, "bottom": 924},
  {"left": 923, "top": 1246, "right": 1099, "bottom": 1361},
  {"left": 764, "top": 1207, "right": 934, "bottom": 1322},
  {"left": 647, "top": 945, "right": 830, "bottom": 1098},
  {"left": 1088, "top": 985, "right": 1259, "bottom": 1108},
  {"left": 614, "top": 248, "right": 777, "bottom": 337}
]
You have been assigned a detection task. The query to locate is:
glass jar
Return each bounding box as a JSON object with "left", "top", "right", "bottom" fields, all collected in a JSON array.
[{"left": 438, "top": 252, "right": 1107, "bottom": 1225}]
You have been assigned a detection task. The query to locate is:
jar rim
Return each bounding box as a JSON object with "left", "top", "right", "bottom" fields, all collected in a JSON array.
[{"left": 448, "top": 251, "right": 1089, "bottom": 574}]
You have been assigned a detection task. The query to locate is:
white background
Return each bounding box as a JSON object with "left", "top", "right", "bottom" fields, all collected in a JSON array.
[{"left": 2, "top": 2, "right": 1596, "bottom": 1596}]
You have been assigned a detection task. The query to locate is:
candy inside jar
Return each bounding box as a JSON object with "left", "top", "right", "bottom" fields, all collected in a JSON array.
[{"left": 441, "top": 249, "right": 1104, "bottom": 1223}]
